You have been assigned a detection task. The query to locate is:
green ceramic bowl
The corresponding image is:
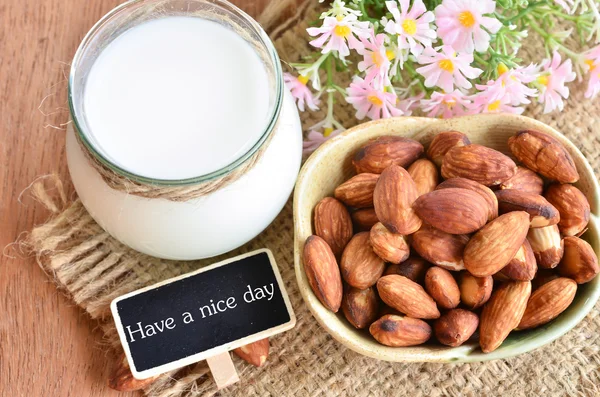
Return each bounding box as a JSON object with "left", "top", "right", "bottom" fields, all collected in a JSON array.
[{"left": 293, "top": 114, "right": 600, "bottom": 362}]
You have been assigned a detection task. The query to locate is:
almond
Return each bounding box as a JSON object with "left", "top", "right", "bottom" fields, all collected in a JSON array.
[
  {"left": 410, "top": 226, "right": 469, "bottom": 271},
  {"left": 558, "top": 236, "right": 600, "bottom": 284},
  {"left": 413, "top": 188, "right": 489, "bottom": 234},
  {"left": 532, "top": 269, "right": 559, "bottom": 290},
  {"left": 459, "top": 272, "right": 493, "bottom": 309},
  {"left": 424, "top": 267, "right": 461, "bottom": 309},
  {"left": 377, "top": 275, "right": 440, "bottom": 319},
  {"left": 441, "top": 144, "right": 517, "bottom": 186},
  {"left": 351, "top": 208, "right": 379, "bottom": 232},
  {"left": 233, "top": 339, "right": 269, "bottom": 367},
  {"left": 353, "top": 136, "right": 424, "bottom": 174},
  {"left": 508, "top": 129, "right": 579, "bottom": 183},
  {"left": 434, "top": 309, "right": 479, "bottom": 347},
  {"left": 369, "top": 222, "right": 410, "bottom": 264},
  {"left": 479, "top": 281, "right": 531, "bottom": 353},
  {"left": 500, "top": 239, "right": 537, "bottom": 281},
  {"left": 527, "top": 225, "right": 564, "bottom": 269},
  {"left": 499, "top": 166, "right": 544, "bottom": 195},
  {"left": 495, "top": 189, "right": 560, "bottom": 228},
  {"left": 313, "top": 197, "right": 353, "bottom": 257},
  {"left": 373, "top": 165, "right": 422, "bottom": 234},
  {"left": 108, "top": 354, "right": 159, "bottom": 391},
  {"left": 369, "top": 314, "right": 432, "bottom": 347},
  {"left": 436, "top": 177, "right": 498, "bottom": 221},
  {"left": 427, "top": 130, "right": 471, "bottom": 167},
  {"left": 407, "top": 158, "right": 439, "bottom": 196},
  {"left": 464, "top": 211, "right": 530, "bottom": 277},
  {"left": 342, "top": 286, "right": 380, "bottom": 329},
  {"left": 517, "top": 278, "right": 577, "bottom": 330},
  {"left": 545, "top": 184, "right": 590, "bottom": 237},
  {"left": 334, "top": 173, "right": 379, "bottom": 208},
  {"left": 303, "top": 235, "right": 343, "bottom": 312},
  {"left": 341, "top": 232, "right": 386, "bottom": 289},
  {"left": 384, "top": 255, "right": 430, "bottom": 284}
]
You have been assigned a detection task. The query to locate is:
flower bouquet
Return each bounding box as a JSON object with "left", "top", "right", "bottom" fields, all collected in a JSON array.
[{"left": 285, "top": 0, "right": 600, "bottom": 155}]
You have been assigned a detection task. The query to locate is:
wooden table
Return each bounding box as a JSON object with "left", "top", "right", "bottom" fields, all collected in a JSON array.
[{"left": 0, "top": 1, "right": 280, "bottom": 395}]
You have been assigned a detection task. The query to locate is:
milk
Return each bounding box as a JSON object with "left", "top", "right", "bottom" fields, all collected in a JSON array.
[
  {"left": 83, "top": 16, "right": 271, "bottom": 180},
  {"left": 69, "top": 6, "right": 303, "bottom": 260}
]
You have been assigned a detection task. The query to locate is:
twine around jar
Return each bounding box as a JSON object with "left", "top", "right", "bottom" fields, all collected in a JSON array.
[{"left": 73, "top": 120, "right": 278, "bottom": 202}]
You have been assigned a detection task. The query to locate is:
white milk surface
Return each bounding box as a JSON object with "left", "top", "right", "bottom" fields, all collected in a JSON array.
[{"left": 83, "top": 16, "right": 271, "bottom": 180}]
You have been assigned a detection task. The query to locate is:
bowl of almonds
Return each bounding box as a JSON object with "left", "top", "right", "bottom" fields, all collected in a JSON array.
[{"left": 293, "top": 114, "right": 600, "bottom": 362}]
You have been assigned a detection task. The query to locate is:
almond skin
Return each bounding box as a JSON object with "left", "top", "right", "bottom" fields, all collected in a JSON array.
[
  {"left": 384, "top": 256, "right": 430, "bottom": 284},
  {"left": 434, "top": 309, "right": 479, "bottom": 347},
  {"left": 500, "top": 239, "right": 537, "bottom": 281},
  {"left": 495, "top": 189, "right": 560, "bottom": 228},
  {"left": 464, "top": 211, "right": 530, "bottom": 277},
  {"left": 108, "top": 354, "right": 160, "bottom": 391},
  {"left": 425, "top": 267, "right": 461, "bottom": 309},
  {"left": 436, "top": 177, "right": 498, "bottom": 221},
  {"left": 517, "top": 278, "right": 577, "bottom": 330},
  {"left": 508, "top": 129, "right": 579, "bottom": 183},
  {"left": 377, "top": 275, "right": 440, "bottom": 319},
  {"left": 373, "top": 165, "right": 422, "bottom": 234},
  {"left": 545, "top": 184, "right": 590, "bottom": 237},
  {"left": 233, "top": 339, "right": 269, "bottom": 367},
  {"left": 558, "top": 236, "right": 600, "bottom": 284},
  {"left": 369, "top": 222, "right": 410, "bottom": 264},
  {"left": 499, "top": 166, "right": 544, "bottom": 195},
  {"left": 408, "top": 158, "right": 439, "bottom": 197},
  {"left": 303, "top": 235, "right": 343, "bottom": 312},
  {"left": 342, "top": 286, "right": 380, "bottom": 329},
  {"left": 410, "top": 226, "right": 469, "bottom": 271},
  {"left": 313, "top": 197, "right": 353, "bottom": 257},
  {"left": 459, "top": 272, "right": 493, "bottom": 309},
  {"left": 527, "top": 225, "right": 564, "bottom": 269},
  {"left": 480, "top": 281, "right": 531, "bottom": 353},
  {"left": 413, "top": 188, "right": 489, "bottom": 234},
  {"left": 441, "top": 144, "right": 517, "bottom": 186},
  {"left": 334, "top": 173, "right": 379, "bottom": 208},
  {"left": 369, "top": 314, "right": 432, "bottom": 347},
  {"left": 353, "top": 136, "right": 424, "bottom": 174},
  {"left": 341, "top": 232, "right": 386, "bottom": 289},
  {"left": 427, "top": 130, "right": 471, "bottom": 167},
  {"left": 351, "top": 208, "right": 379, "bottom": 232}
]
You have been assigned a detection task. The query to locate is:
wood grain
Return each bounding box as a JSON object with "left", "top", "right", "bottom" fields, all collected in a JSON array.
[{"left": 0, "top": 1, "right": 276, "bottom": 395}]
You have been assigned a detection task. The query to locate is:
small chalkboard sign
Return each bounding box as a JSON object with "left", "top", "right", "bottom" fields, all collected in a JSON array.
[{"left": 111, "top": 249, "right": 295, "bottom": 383}]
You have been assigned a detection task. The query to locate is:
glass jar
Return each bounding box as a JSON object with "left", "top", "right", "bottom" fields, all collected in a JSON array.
[{"left": 67, "top": 0, "right": 302, "bottom": 260}]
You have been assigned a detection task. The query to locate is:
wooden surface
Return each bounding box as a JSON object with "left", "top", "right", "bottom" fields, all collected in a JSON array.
[{"left": 0, "top": 1, "right": 275, "bottom": 395}]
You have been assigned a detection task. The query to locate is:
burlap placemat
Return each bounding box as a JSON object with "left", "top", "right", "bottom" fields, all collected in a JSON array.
[{"left": 27, "top": 1, "right": 600, "bottom": 396}]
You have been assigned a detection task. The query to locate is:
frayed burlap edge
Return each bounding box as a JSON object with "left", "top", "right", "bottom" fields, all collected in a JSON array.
[{"left": 26, "top": 1, "right": 600, "bottom": 396}]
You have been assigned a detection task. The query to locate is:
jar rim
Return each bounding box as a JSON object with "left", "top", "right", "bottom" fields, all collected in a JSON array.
[{"left": 68, "top": 0, "right": 283, "bottom": 186}]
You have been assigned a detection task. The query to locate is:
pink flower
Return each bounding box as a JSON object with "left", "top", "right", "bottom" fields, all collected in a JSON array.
[
  {"left": 435, "top": 0, "right": 502, "bottom": 53},
  {"left": 474, "top": 63, "right": 538, "bottom": 107},
  {"left": 284, "top": 73, "right": 320, "bottom": 112},
  {"left": 416, "top": 45, "right": 482, "bottom": 92},
  {"left": 357, "top": 33, "right": 393, "bottom": 87},
  {"left": 397, "top": 92, "right": 425, "bottom": 115},
  {"left": 307, "top": 15, "right": 371, "bottom": 58},
  {"left": 469, "top": 86, "right": 525, "bottom": 114},
  {"left": 421, "top": 90, "right": 472, "bottom": 118},
  {"left": 383, "top": 0, "right": 437, "bottom": 56},
  {"left": 346, "top": 77, "right": 405, "bottom": 120},
  {"left": 536, "top": 51, "right": 576, "bottom": 113},
  {"left": 584, "top": 45, "right": 600, "bottom": 98},
  {"left": 303, "top": 128, "right": 342, "bottom": 156}
]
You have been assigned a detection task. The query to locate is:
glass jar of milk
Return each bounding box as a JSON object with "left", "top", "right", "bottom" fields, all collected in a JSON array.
[{"left": 67, "top": 0, "right": 302, "bottom": 260}]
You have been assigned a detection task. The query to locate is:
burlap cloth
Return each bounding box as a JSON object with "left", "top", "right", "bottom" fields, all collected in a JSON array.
[{"left": 27, "top": 2, "right": 600, "bottom": 396}]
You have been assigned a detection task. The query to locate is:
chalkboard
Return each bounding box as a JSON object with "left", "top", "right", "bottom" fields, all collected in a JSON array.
[{"left": 111, "top": 249, "right": 296, "bottom": 379}]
